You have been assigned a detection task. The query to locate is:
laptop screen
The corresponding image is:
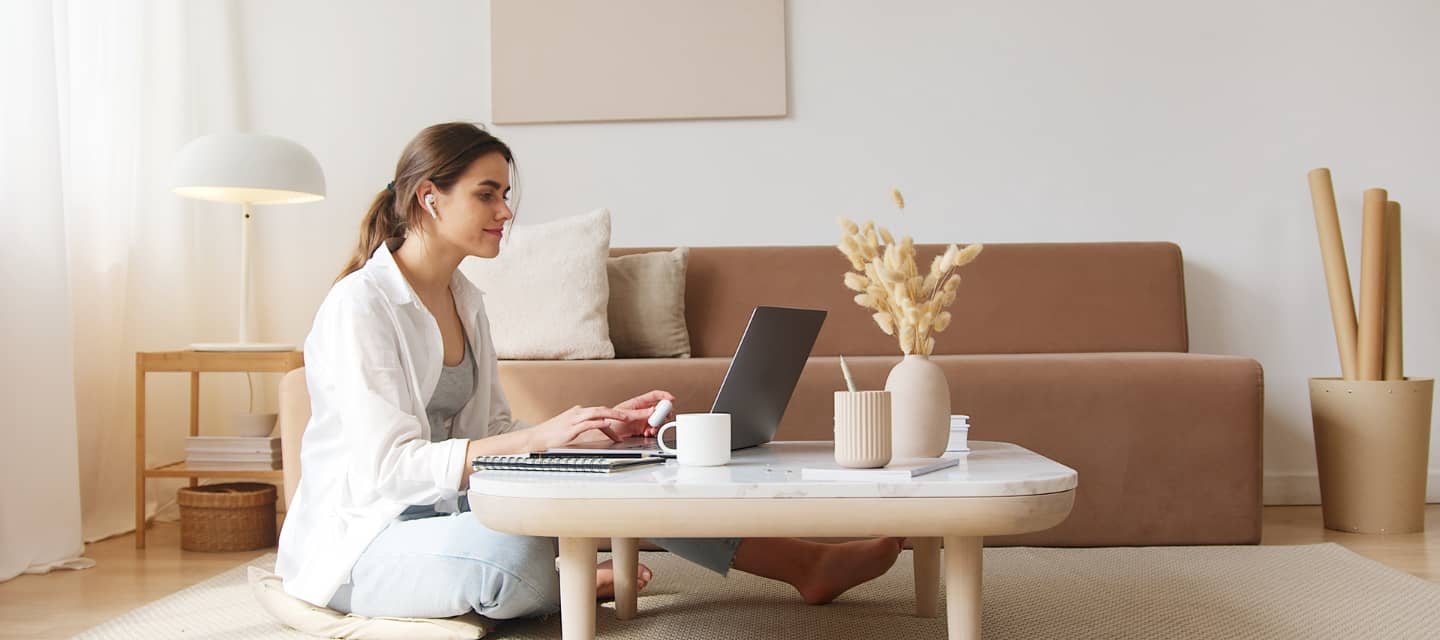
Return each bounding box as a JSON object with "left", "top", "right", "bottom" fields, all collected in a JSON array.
[{"left": 710, "top": 306, "right": 826, "bottom": 449}]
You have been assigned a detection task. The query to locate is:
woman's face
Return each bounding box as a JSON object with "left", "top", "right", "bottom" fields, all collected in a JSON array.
[{"left": 428, "top": 151, "right": 513, "bottom": 259}]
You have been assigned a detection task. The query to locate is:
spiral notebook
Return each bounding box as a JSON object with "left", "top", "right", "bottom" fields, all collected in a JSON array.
[{"left": 470, "top": 454, "right": 664, "bottom": 474}]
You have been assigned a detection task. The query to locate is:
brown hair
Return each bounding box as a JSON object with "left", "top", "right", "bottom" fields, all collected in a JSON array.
[{"left": 336, "top": 122, "right": 515, "bottom": 281}]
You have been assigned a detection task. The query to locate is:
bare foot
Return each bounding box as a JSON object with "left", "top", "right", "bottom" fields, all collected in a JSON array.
[
  {"left": 796, "top": 537, "right": 904, "bottom": 605},
  {"left": 594, "top": 559, "right": 653, "bottom": 601}
]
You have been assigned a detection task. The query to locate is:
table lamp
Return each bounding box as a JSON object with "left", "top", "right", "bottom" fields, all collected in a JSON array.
[{"left": 172, "top": 133, "right": 325, "bottom": 351}]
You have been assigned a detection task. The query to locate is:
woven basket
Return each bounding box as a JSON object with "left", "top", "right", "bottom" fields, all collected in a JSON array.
[{"left": 178, "top": 482, "right": 277, "bottom": 552}]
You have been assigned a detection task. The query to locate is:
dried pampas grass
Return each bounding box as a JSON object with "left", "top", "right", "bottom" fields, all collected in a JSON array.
[{"left": 837, "top": 189, "right": 982, "bottom": 355}]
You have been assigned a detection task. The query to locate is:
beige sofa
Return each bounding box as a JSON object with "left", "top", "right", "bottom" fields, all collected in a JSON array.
[{"left": 496, "top": 243, "right": 1264, "bottom": 547}]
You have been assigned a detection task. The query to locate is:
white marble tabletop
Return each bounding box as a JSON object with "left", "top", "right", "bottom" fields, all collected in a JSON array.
[{"left": 467, "top": 441, "right": 1077, "bottom": 500}]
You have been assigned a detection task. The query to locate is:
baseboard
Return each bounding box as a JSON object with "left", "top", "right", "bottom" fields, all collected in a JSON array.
[{"left": 1264, "top": 471, "right": 1440, "bottom": 505}]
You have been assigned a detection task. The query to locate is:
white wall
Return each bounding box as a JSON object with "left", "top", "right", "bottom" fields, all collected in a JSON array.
[{"left": 234, "top": 0, "right": 1440, "bottom": 504}]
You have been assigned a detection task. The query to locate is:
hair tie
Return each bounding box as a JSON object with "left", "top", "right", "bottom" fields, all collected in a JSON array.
[{"left": 386, "top": 181, "right": 395, "bottom": 193}]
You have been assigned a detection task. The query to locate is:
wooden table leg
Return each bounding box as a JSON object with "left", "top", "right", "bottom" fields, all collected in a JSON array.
[
  {"left": 189, "top": 372, "right": 200, "bottom": 488},
  {"left": 943, "top": 535, "right": 982, "bottom": 640},
  {"left": 134, "top": 359, "right": 146, "bottom": 549},
  {"left": 913, "top": 537, "right": 941, "bottom": 617},
  {"left": 558, "top": 537, "right": 598, "bottom": 640},
  {"left": 611, "top": 537, "right": 640, "bottom": 620}
]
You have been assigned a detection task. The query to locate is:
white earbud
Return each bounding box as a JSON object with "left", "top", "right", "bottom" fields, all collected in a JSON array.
[
  {"left": 648, "top": 399, "right": 675, "bottom": 428},
  {"left": 424, "top": 194, "right": 437, "bottom": 220}
]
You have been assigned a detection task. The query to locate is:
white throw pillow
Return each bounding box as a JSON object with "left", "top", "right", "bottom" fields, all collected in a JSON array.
[
  {"left": 459, "top": 208, "right": 615, "bottom": 359},
  {"left": 248, "top": 567, "right": 492, "bottom": 639}
]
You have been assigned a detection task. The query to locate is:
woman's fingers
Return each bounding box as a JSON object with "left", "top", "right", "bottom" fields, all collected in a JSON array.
[
  {"left": 580, "top": 406, "right": 650, "bottom": 424},
  {"left": 576, "top": 407, "right": 622, "bottom": 424},
  {"left": 571, "top": 418, "right": 623, "bottom": 442},
  {"left": 614, "top": 397, "right": 643, "bottom": 411},
  {"left": 608, "top": 420, "right": 650, "bottom": 439},
  {"left": 553, "top": 406, "right": 654, "bottom": 445},
  {"left": 616, "top": 390, "right": 676, "bottom": 411}
]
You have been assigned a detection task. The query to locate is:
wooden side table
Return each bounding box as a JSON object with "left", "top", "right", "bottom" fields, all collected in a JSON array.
[{"left": 134, "top": 350, "right": 304, "bottom": 548}]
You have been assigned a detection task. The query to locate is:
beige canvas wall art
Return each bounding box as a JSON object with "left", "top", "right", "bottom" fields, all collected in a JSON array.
[{"left": 490, "top": 0, "right": 788, "bottom": 124}]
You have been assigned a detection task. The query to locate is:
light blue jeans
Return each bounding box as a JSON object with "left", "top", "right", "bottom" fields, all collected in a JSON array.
[{"left": 327, "top": 510, "right": 741, "bottom": 620}]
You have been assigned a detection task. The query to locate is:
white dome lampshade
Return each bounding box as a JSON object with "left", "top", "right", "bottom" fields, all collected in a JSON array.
[
  {"left": 172, "top": 133, "right": 326, "bottom": 352},
  {"left": 172, "top": 133, "right": 326, "bottom": 204}
]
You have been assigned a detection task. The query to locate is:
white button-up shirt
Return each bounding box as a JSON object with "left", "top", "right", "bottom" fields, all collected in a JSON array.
[{"left": 276, "top": 238, "right": 528, "bottom": 606}]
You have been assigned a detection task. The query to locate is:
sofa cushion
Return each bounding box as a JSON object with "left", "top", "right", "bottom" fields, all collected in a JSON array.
[
  {"left": 607, "top": 247, "right": 690, "bottom": 358},
  {"left": 460, "top": 208, "right": 614, "bottom": 359}
]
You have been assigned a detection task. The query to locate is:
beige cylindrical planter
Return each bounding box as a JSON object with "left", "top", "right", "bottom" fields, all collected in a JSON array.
[
  {"left": 886, "top": 355, "right": 952, "bottom": 458},
  {"left": 834, "top": 391, "right": 892, "bottom": 468},
  {"left": 1310, "top": 377, "right": 1434, "bottom": 534}
]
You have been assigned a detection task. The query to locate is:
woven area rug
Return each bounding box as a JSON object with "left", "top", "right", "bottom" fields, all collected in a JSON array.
[{"left": 76, "top": 544, "right": 1440, "bottom": 639}]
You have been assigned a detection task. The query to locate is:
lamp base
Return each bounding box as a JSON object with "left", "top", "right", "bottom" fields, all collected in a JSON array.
[{"left": 190, "top": 342, "right": 296, "bottom": 352}]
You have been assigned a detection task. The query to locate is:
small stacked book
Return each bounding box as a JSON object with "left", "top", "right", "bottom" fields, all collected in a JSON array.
[
  {"left": 471, "top": 454, "right": 664, "bottom": 474},
  {"left": 185, "top": 436, "right": 282, "bottom": 471}
]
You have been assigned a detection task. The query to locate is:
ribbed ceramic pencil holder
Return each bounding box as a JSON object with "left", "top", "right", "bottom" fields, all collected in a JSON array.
[
  {"left": 1310, "top": 377, "right": 1434, "bottom": 534},
  {"left": 835, "top": 391, "right": 892, "bottom": 468}
]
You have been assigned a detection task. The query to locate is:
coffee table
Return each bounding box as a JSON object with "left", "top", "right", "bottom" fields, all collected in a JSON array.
[{"left": 468, "top": 441, "right": 1077, "bottom": 640}]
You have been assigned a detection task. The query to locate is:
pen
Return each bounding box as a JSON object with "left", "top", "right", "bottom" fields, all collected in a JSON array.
[{"left": 839, "top": 355, "right": 857, "bottom": 392}]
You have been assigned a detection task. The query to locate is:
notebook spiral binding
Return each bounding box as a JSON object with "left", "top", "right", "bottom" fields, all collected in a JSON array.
[{"left": 470, "top": 454, "right": 663, "bottom": 474}]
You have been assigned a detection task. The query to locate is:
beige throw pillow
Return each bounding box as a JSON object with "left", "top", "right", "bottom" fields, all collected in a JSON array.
[
  {"left": 607, "top": 248, "right": 691, "bottom": 358},
  {"left": 459, "top": 208, "right": 614, "bottom": 359}
]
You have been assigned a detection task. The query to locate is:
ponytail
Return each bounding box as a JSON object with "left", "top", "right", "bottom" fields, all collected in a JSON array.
[
  {"left": 335, "top": 123, "right": 515, "bottom": 283},
  {"left": 336, "top": 189, "right": 406, "bottom": 282}
]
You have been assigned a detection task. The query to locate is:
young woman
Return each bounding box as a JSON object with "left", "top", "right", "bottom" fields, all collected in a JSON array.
[{"left": 276, "top": 122, "right": 903, "bottom": 621}]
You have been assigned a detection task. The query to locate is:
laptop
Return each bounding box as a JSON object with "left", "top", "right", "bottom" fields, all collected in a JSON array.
[{"left": 545, "top": 305, "right": 826, "bottom": 457}]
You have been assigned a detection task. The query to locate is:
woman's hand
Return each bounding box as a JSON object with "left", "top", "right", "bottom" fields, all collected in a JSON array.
[
  {"left": 524, "top": 405, "right": 651, "bottom": 451},
  {"left": 611, "top": 390, "right": 678, "bottom": 438}
]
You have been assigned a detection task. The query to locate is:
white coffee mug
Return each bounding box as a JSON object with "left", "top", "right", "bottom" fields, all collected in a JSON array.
[{"left": 656, "top": 413, "right": 731, "bottom": 466}]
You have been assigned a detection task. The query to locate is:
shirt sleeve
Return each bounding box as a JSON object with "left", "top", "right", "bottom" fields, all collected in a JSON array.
[{"left": 307, "top": 288, "right": 468, "bottom": 506}]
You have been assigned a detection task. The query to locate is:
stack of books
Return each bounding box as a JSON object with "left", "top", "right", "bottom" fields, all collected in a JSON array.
[{"left": 185, "top": 435, "right": 282, "bottom": 471}]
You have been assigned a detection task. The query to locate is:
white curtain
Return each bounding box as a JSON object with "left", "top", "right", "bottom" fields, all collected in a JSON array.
[
  {"left": 1, "top": 0, "right": 243, "bottom": 580},
  {"left": 0, "top": 0, "right": 91, "bottom": 583}
]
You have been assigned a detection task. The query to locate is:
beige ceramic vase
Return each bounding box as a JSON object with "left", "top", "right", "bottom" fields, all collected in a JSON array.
[{"left": 885, "top": 354, "right": 951, "bottom": 458}]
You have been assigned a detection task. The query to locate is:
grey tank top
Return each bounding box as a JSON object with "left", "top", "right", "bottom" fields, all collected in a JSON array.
[
  {"left": 425, "top": 339, "right": 475, "bottom": 441},
  {"left": 399, "top": 339, "right": 476, "bottom": 520}
]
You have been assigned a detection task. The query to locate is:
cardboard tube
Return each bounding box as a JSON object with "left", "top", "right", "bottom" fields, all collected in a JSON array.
[
  {"left": 1357, "top": 188, "right": 1388, "bottom": 381},
  {"left": 1307, "top": 169, "right": 1359, "bottom": 380},
  {"left": 1383, "top": 201, "right": 1403, "bottom": 380}
]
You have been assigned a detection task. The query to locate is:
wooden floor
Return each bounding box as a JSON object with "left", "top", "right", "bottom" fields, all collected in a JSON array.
[{"left": 2, "top": 506, "right": 1437, "bottom": 639}]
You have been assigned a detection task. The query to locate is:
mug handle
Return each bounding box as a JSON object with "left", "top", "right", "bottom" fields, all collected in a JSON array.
[{"left": 656, "top": 422, "right": 679, "bottom": 455}]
